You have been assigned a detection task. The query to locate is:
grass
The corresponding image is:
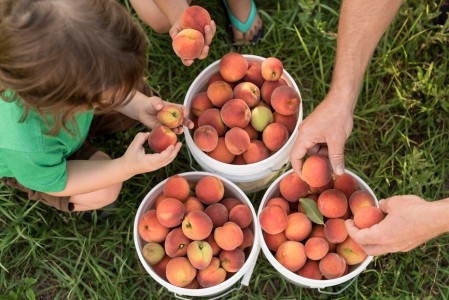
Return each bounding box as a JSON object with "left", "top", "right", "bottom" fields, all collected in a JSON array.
[{"left": 1, "top": 0, "right": 449, "bottom": 299}]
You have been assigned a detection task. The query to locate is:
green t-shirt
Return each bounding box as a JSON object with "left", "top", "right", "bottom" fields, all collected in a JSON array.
[{"left": 0, "top": 91, "right": 94, "bottom": 192}]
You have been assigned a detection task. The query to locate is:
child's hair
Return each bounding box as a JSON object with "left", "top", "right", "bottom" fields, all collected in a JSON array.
[{"left": 0, "top": 0, "right": 147, "bottom": 134}]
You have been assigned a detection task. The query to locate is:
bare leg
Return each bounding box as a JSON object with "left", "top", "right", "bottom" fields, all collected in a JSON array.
[{"left": 130, "top": 0, "right": 171, "bottom": 33}]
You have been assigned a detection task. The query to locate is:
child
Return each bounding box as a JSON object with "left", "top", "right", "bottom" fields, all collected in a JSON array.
[{"left": 0, "top": 0, "right": 192, "bottom": 213}]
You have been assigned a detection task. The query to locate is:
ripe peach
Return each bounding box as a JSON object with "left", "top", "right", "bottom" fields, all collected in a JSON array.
[
  {"left": 208, "top": 72, "right": 225, "bottom": 86},
  {"left": 180, "top": 5, "right": 211, "bottom": 35},
  {"left": 197, "top": 257, "right": 227, "bottom": 288},
  {"left": 261, "top": 57, "right": 283, "bottom": 81},
  {"left": 243, "top": 124, "right": 259, "bottom": 140},
  {"left": 318, "top": 189, "right": 348, "bottom": 218},
  {"left": 225, "top": 127, "right": 250, "bottom": 155},
  {"left": 266, "top": 197, "right": 290, "bottom": 214},
  {"left": 337, "top": 236, "right": 367, "bottom": 265},
  {"left": 214, "top": 222, "right": 244, "bottom": 251},
  {"left": 165, "top": 227, "right": 191, "bottom": 258},
  {"left": 334, "top": 174, "right": 358, "bottom": 198},
  {"left": 229, "top": 204, "right": 253, "bottom": 228},
  {"left": 302, "top": 155, "right": 333, "bottom": 188},
  {"left": 305, "top": 237, "right": 329, "bottom": 260},
  {"left": 297, "top": 260, "right": 322, "bottom": 280},
  {"left": 221, "top": 198, "right": 240, "bottom": 212},
  {"left": 194, "top": 125, "right": 218, "bottom": 152},
  {"left": 219, "top": 53, "right": 248, "bottom": 82},
  {"left": 242, "top": 140, "right": 269, "bottom": 164},
  {"left": 205, "top": 234, "right": 221, "bottom": 256},
  {"left": 166, "top": 257, "right": 197, "bottom": 287},
  {"left": 221, "top": 98, "right": 251, "bottom": 128},
  {"left": 208, "top": 137, "right": 235, "bottom": 163},
  {"left": 191, "top": 92, "right": 213, "bottom": 117},
  {"left": 232, "top": 155, "right": 246, "bottom": 165},
  {"left": 250, "top": 106, "right": 273, "bottom": 132},
  {"left": 184, "top": 279, "right": 199, "bottom": 289},
  {"left": 341, "top": 207, "right": 352, "bottom": 220},
  {"left": 354, "top": 206, "right": 384, "bottom": 229},
  {"left": 207, "top": 81, "right": 233, "bottom": 108},
  {"left": 138, "top": 210, "right": 169, "bottom": 243},
  {"left": 319, "top": 253, "right": 347, "bottom": 279},
  {"left": 186, "top": 240, "right": 213, "bottom": 270},
  {"left": 156, "top": 198, "right": 185, "bottom": 228},
  {"left": 239, "top": 228, "right": 254, "bottom": 250},
  {"left": 182, "top": 210, "right": 213, "bottom": 240},
  {"left": 153, "top": 255, "right": 171, "bottom": 280},
  {"left": 279, "top": 173, "right": 309, "bottom": 202},
  {"left": 275, "top": 241, "right": 306, "bottom": 272},
  {"left": 185, "top": 196, "right": 205, "bottom": 213},
  {"left": 263, "top": 231, "right": 287, "bottom": 252},
  {"left": 285, "top": 212, "right": 312, "bottom": 241},
  {"left": 234, "top": 82, "right": 260, "bottom": 108},
  {"left": 220, "top": 248, "right": 245, "bottom": 272},
  {"left": 204, "top": 203, "right": 228, "bottom": 227},
  {"left": 271, "top": 86, "right": 300, "bottom": 116},
  {"left": 349, "top": 190, "right": 375, "bottom": 215},
  {"left": 262, "top": 123, "right": 289, "bottom": 152},
  {"left": 309, "top": 179, "right": 334, "bottom": 194},
  {"left": 154, "top": 193, "right": 167, "bottom": 209},
  {"left": 243, "top": 61, "right": 264, "bottom": 87},
  {"left": 142, "top": 242, "right": 165, "bottom": 265},
  {"left": 198, "top": 108, "right": 227, "bottom": 136},
  {"left": 324, "top": 219, "right": 348, "bottom": 244},
  {"left": 148, "top": 125, "right": 177, "bottom": 153},
  {"left": 259, "top": 205, "right": 288, "bottom": 234},
  {"left": 273, "top": 112, "right": 297, "bottom": 135},
  {"left": 163, "top": 175, "right": 190, "bottom": 202},
  {"left": 172, "top": 29, "right": 204, "bottom": 60},
  {"left": 196, "top": 176, "right": 224, "bottom": 204},
  {"left": 157, "top": 104, "right": 183, "bottom": 129},
  {"left": 261, "top": 79, "right": 286, "bottom": 104}
]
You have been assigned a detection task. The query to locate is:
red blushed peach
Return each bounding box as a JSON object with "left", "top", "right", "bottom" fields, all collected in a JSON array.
[
  {"left": 309, "top": 224, "right": 325, "bottom": 239},
  {"left": 266, "top": 197, "right": 290, "bottom": 214},
  {"left": 182, "top": 210, "right": 213, "bottom": 240},
  {"left": 221, "top": 198, "right": 240, "bottom": 212},
  {"left": 242, "top": 140, "right": 269, "bottom": 164},
  {"left": 239, "top": 228, "right": 254, "bottom": 250},
  {"left": 232, "top": 155, "right": 246, "bottom": 165},
  {"left": 263, "top": 231, "right": 287, "bottom": 252},
  {"left": 198, "top": 108, "right": 227, "bottom": 136},
  {"left": 302, "top": 155, "right": 333, "bottom": 188},
  {"left": 334, "top": 174, "right": 359, "bottom": 198},
  {"left": 157, "top": 104, "right": 183, "bottom": 129},
  {"left": 229, "top": 204, "right": 253, "bottom": 228},
  {"left": 262, "top": 123, "right": 289, "bottom": 152},
  {"left": 285, "top": 213, "right": 312, "bottom": 242},
  {"left": 195, "top": 176, "right": 224, "bottom": 204},
  {"left": 148, "top": 125, "right": 177, "bottom": 153},
  {"left": 194, "top": 125, "right": 218, "bottom": 152},
  {"left": 219, "top": 53, "right": 248, "bottom": 82},
  {"left": 234, "top": 82, "right": 260, "bottom": 108},
  {"left": 204, "top": 203, "right": 228, "bottom": 227},
  {"left": 186, "top": 240, "right": 213, "bottom": 270},
  {"left": 271, "top": 85, "right": 300, "bottom": 116},
  {"left": 184, "top": 279, "right": 199, "bottom": 289},
  {"left": 208, "top": 73, "right": 226, "bottom": 86},
  {"left": 261, "top": 79, "right": 287, "bottom": 104},
  {"left": 305, "top": 237, "right": 329, "bottom": 260},
  {"left": 259, "top": 205, "right": 288, "bottom": 234},
  {"left": 261, "top": 57, "right": 283, "bottom": 81},
  {"left": 208, "top": 137, "right": 235, "bottom": 163},
  {"left": 341, "top": 207, "right": 352, "bottom": 220},
  {"left": 165, "top": 227, "right": 191, "bottom": 258},
  {"left": 197, "top": 257, "right": 227, "bottom": 288},
  {"left": 220, "top": 248, "right": 245, "bottom": 272},
  {"left": 191, "top": 92, "right": 213, "bottom": 117},
  {"left": 243, "top": 124, "right": 259, "bottom": 140},
  {"left": 185, "top": 196, "right": 205, "bottom": 213},
  {"left": 243, "top": 61, "right": 264, "bottom": 87},
  {"left": 205, "top": 234, "right": 221, "bottom": 256},
  {"left": 318, "top": 189, "right": 348, "bottom": 218},
  {"left": 172, "top": 29, "right": 204, "bottom": 60},
  {"left": 354, "top": 206, "right": 384, "bottom": 229},
  {"left": 319, "top": 253, "right": 347, "bottom": 279},
  {"left": 275, "top": 241, "right": 306, "bottom": 272},
  {"left": 256, "top": 101, "right": 271, "bottom": 109},
  {"left": 214, "top": 222, "right": 244, "bottom": 251},
  {"left": 225, "top": 127, "right": 250, "bottom": 155},
  {"left": 138, "top": 210, "right": 169, "bottom": 243},
  {"left": 349, "top": 190, "right": 375, "bottom": 215},
  {"left": 336, "top": 236, "right": 367, "bottom": 265},
  {"left": 207, "top": 81, "right": 234, "bottom": 108},
  {"left": 163, "top": 175, "right": 190, "bottom": 202},
  {"left": 221, "top": 98, "right": 251, "bottom": 128},
  {"left": 324, "top": 219, "right": 348, "bottom": 244},
  {"left": 280, "top": 173, "right": 309, "bottom": 202},
  {"left": 274, "top": 112, "right": 297, "bottom": 135},
  {"left": 180, "top": 5, "right": 211, "bottom": 35},
  {"left": 297, "top": 260, "right": 322, "bottom": 280},
  {"left": 142, "top": 242, "right": 165, "bottom": 265},
  {"left": 154, "top": 193, "right": 167, "bottom": 209},
  {"left": 153, "top": 255, "right": 171, "bottom": 280},
  {"left": 156, "top": 198, "right": 185, "bottom": 228},
  {"left": 166, "top": 257, "right": 197, "bottom": 287},
  {"left": 309, "top": 179, "right": 334, "bottom": 194}
]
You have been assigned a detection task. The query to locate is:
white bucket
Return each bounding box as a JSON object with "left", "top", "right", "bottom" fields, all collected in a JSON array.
[
  {"left": 258, "top": 169, "right": 377, "bottom": 293},
  {"left": 184, "top": 55, "right": 303, "bottom": 193},
  {"left": 134, "top": 171, "right": 261, "bottom": 299}
]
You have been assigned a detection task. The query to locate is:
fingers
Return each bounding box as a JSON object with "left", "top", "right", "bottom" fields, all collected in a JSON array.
[
  {"left": 359, "top": 244, "right": 390, "bottom": 256},
  {"left": 327, "top": 137, "right": 346, "bottom": 175},
  {"left": 169, "top": 25, "right": 181, "bottom": 40},
  {"left": 307, "top": 144, "right": 320, "bottom": 155},
  {"left": 131, "top": 132, "right": 150, "bottom": 148},
  {"left": 345, "top": 219, "right": 375, "bottom": 245},
  {"left": 151, "top": 97, "right": 164, "bottom": 111},
  {"left": 182, "top": 58, "right": 194, "bottom": 66},
  {"left": 204, "top": 21, "right": 216, "bottom": 46},
  {"left": 148, "top": 142, "right": 182, "bottom": 167},
  {"left": 290, "top": 137, "right": 308, "bottom": 180},
  {"left": 378, "top": 198, "right": 391, "bottom": 214},
  {"left": 197, "top": 46, "right": 209, "bottom": 60}
]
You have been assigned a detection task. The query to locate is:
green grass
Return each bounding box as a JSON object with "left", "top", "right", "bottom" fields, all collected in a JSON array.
[{"left": 1, "top": 0, "right": 449, "bottom": 299}]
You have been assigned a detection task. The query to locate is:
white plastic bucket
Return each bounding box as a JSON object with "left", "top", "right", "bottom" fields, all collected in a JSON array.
[
  {"left": 184, "top": 55, "right": 303, "bottom": 193},
  {"left": 258, "top": 169, "right": 377, "bottom": 293},
  {"left": 134, "top": 171, "right": 261, "bottom": 299}
]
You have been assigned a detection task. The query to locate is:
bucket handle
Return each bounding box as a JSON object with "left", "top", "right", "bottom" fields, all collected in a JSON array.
[
  {"left": 186, "top": 146, "right": 200, "bottom": 172},
  {"left": 269, "top": 162, "right": 291, "bottom": 173},
  {"left": 317, "top": 277, "right": 357, "bottom": 295}
]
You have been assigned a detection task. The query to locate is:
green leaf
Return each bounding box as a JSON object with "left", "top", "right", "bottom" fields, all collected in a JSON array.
[
  {"left": 25, "top": 289, "right": 35, "bottom": 300},
  {"left": 299, "top": 198, "right": 324, "bottom": 225}
]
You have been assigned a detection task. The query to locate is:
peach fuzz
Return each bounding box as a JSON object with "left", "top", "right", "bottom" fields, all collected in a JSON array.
[
  {"left": 225, "top": 128, "right": 250, "bottom": 155},
  {"left": 195, "top": 176, "right": 224, "bottom": 204},
  {"left": 142, "top": 242, "right": 165, "bottom": 265},
  {"left": 232, "top": 155, "right": 246, "bottom": 165},
  {"left": 153, "top": 255, "right": 171, "bottom": 280},
  {"left": 243, "top": 61, "right": 264, "bottom": 87},
  {"left": 182, "top": 210, "right": 213, "bottom": 240},
  {"left": 204, "top": 203, "right": 228, "bottom": 227},
  {"left": 279, "top": 173, "right": 309, "bottom": 202},
  {"left": 229, "top": 204, "right": 253, "bottom": 228},
  {"left": 163, "top": 175, "right": 190, "bottom": 202},
  {"left": 334, "top": 174, "right": 359, "bottom": 198},
  {"left": 261, "top": 79, "right": 286, "bottom": 104},
  {"left": 319, "top": 253, "right": 347, "bottom": 279},
  {"left": 242, "top": 140, "right": 269, "bottom": 164},
  {"left": 148, "top": 125, "right": 177, "bottom": 153},
  {"left": 273, "top": 112, "right": 297, "bottom": 135},
  {"left": 197, "top": 257, "right": 227, "bottom": 288},
  {"left": 191, "top": 92, "right": 213, "bottom": 117},
  {"left": 156, "top": 198, "right": 185, "bottom": 228},
  {"left": 206, "top": 81, "right": 234, "bottom": 108},
  {"left": 165, "top": 227, "right": 191, "bottom": 258},
  {"left": 324, "top": 218, "right": 348, "bottom": 244},
  {"left": 205, "top": 235, "right": 221, "bottom": 256},
  {"left": 198, "top": 108, "right": 227, "bottom": 136},
  {"left": 285, "top": 212, "right": 312, "bottom": 241},
  {"left": 138, "top": 210, "right": 169, "bottom": 243},
  {"left": 275, "top": 241, "right": 306, "bottom": 272},
  {"left": 243, "top": 124, "right": 259, "bottom": 140},
  {"left": 239, "top": 228, "right": 254, "bottom": 250},
  {"left": 259, "top": 205, "right": 288, "bottom": 234},
  {"left": 234, "top": 82, "right": 260, "bottom": 108},
  {"left": 165, "top": 257, "right": 197, "bottom": 287},
  {"left": 220, "top": 248, "right": 245, "bottom": 272},
  {"left": 263, "top": 231, "right": 287, "bottom": 252},
  {"left": 305, "top": 237, "right": 329, "bottom": 260},
  {"left": 266, "top": 197, "right": 290, "bottom": 214},
  {"left": 354, "top": 206, "right": 384, "bottom": 229},
  {"left": 221, "top": 198, "right": 241, "bottom": 212},
  {"left": 219, "top": 53, "right": 248, "bottom": 82},
  {"left": 349, "top": 190, "right": 375, "bottom": 215},
  {"left": 221, "top": 98, "right": 251, "bottom": 128},
  {"left": 337, "top": 236, "right": 367, "bottom": 265},
  {"left": 302, "top": 155, "right": 332, "bottom": 188},
  {"left": 172, "top": 29, "right": 204, "bottom": 60},
  {"left": 318, "top": 189, "right": 348, "bottom": 218},
  {"left": 180, "top": 5, "right": 211, "bottom": 35},
  {"left": 261, "top": 57, "right": 283, "bottom": 81},
  {"left": 208, "top": 137, "right": 235, "bottom": 163},
  {"left": 214, "top": 222, "right": 244, "bottom": 251},
  {"left": 185, "top": 196, "right": 205, "bottom": 213},
  {"left": 297, "top": 260, "right": 322, "bottom": 280},
  {"left": 262, "top": 123, "right": 289, "bottom": 152},
  {"left": 194, "top": 125, "right": 218, "bottom": 152},
  {"left": 270, "top": 85, "right": 300, "bottom": 116},
  {"left": 186, "top": 240, "right": 213, "bottom": 270}
]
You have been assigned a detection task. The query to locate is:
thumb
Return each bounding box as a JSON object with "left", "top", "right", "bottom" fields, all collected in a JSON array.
[
  {"left": 130, "top": 132, "right": 150, "bottom": 148},
  {"left": 327, "top": 138, "right": 346, "bottom": 176},
  {"left": 152, "top": 97, "right": 164, "bottom": 111}
]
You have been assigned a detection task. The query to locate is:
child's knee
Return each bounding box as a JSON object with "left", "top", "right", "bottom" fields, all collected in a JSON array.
[{"left": 98, "top": 182, "right": 122, "bottom": 207}]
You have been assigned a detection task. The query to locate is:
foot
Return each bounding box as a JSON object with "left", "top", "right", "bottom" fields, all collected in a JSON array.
[{"left": 226, "top": 0, "right": 263, "bottom": 43}]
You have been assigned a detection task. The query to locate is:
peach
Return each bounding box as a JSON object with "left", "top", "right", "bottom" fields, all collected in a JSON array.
[
  {"left": 297, "top": 260, "right": 322, "bottom": 280},
  {"left": 349, "top": 190, "right": 375, "bottom": 215},
  {"left": 157, "top": 104, "right": 183, "bottom": 129},
  {"left": 205, "top": 234, "right": 221, "bottom": 256},
  {"left": 243, "top": 61, "right": 264, "bottom": 87},
  {"left": 239, "top": 228, "right": 254, "bottom": 250},
  {"left": 204, "top": 203, "right": 228, "bottom": 227},
  {"left": 207, "top": 72, "right": 226, "bottom": 86},
  {"left": 262, "top": 123, "right": 289, "bottom": 152},
  {"left": 341, "top": 207, "right": 352, "bottom": 220},
  {"left": 225, "top": 127, "right": 250, "bottom": 155},
  {"left": 309, "top": 179, "right": 334, "bottom": 194},
  {"left": 165, "top": 227, "right": 191, "bottom": 258},
  {"left": 266, "top": 197, "right": 290, "bottom": 214},
  {"left": 208, "top": 137, "right": 235, "bottom": 163},
  {"left": 324, "top": 219, "right": 348, "bottom": 244},
  {"left": 229, "top": 204, "right": 253, "bottom": 228},
  {"left": 172, "top": 29, "right": 204, "bottom": 60},
  {"left": 304, "top": 237, "right": 329, "bottom": 261},
  {"left": 156, "top": 198, "right": 185, "bottom": 228},
  {"left": 163, "top": 175, "right": 190, "bottom": 201},
  {"left": 242, "top": 140, "right": 269, "bottom": 164},
  {"left": 214, "top": 222, "right": 244, "bottom": 251},
  {"left": 219, "top": 53, "right": 248, "bottom": 82},
  {"left": 148, "top": 125, "right": 177, "bottom": 153},
  {"left": 250, "top": 106, "right": 273, "bottom": 132},
  {"left": 153, "top": 255, "right": 171, "bottom": 280},
  {"left": 232, "top": 155, "right": 246, "bottom": 165},
  {"left": 221, "top": 198, "right": 240, "bottom": 212},
  {"left": 285, "top": 212, "right": 312, "bottom": 241},
  {"left": 271, "top": 86, "right": 300, "bottom": 116},
  {"left": 263, "top": 231, "right": 287, "bottom": 252},
  {"left": 354, "top": 206, "right": 384, "bottom": 229},
  {"left": 261, "top": 57, "right": 283, "bottom": 81},
  {"left": 275, "top": 241, "right": 306, "bottom": 272},
  {"left": 154, "top": 193, "right": 167, "bottom": 209},
  {"left": 220, "top": 248, "right": 245, "bottom": 272},
  {"left": 221, "top": 98, "right": 251, "bottom": 128},
  {"left": 302, "top": 155, "right": 332, "bottom": 188},
  {"left": 261, "top": 79, "right": 286, "bottom": 104},
  {"left": 184, "top": 279, "right": 199, "bottom": 289},
  {"left": 274, "top": 112, "right": 297, "bottom": 135},
  {"left": 186, "top": 240, "right": 213, "bottom": 269},
  {"left": 259, "top": 205, "right": 288, "bottom": 234},
  {"left": 197, "top": 257, "right": 226, "bottom": 288},
  {"left": 336, "top": 236, "right": 367, "bottom": 265},
  {"left": 318, "top": 189, "right": 348, "bottom": 218},
  {"left": 142, "top": 242, "right": 165, "bottom": 265},
  {"left": 198, "top": 108, "right": 227, "bottom": 136},
  {"left": 192, "top": 115, "right": 198, "bottom": 131},
  {"left": 180, "top": 5, "right": 211, "bottom": 35},
  {"left": 309, "top": 224, "right": 326, "bottom": 239},
  {"left": 279, "top": 173, "right": 309, "bottom": 202},
  {"left": 185, "top": 196, "right": 205, "bottom": 213},
  {"left": 334, "top": 174, "right": 358, "bottom": 198},
  {"left": 234, "top": 82, "right": 260, "bottom": 108},
  {"left": 138, "top": 210, "right": 169, "bottom": 243},
  {"left": 182, "top": 210, "right": 213, "bottom": 240},
  {"left": 194, "top": 125, "right": 218, "bottom": 152},
  {"left": 207, "top": 81, "right": 233, "bottom": 107},
  {"left": 191, "top": 92, "right": 213, "bottom": 117},
  {"left": 319, "top": 253, "right": 347, "bottom": 279},
  {"left": 243, "top": 124, "right": 259, "bottom": 140},
  {"left": 298, "top": 194, "right": 318, "bottom": 213},
  {"left": 196, "top": 176, "right": 224, "bottom": 204},
  {"left": 166, "top": 257, "right": 197, "bottom": 287}
]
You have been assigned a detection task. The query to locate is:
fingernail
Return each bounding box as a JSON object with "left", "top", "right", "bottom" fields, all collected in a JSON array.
[
  {"left": 336, "top": 164, "right": 344, "bottom": 175},
  {"left": 156, "top": 104, "right": 163, "bottom": 109}
]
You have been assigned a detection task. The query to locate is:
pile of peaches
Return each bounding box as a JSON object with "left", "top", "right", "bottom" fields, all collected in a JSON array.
[
  {"left": 138, "top": 175, "right": 255, "bottom": 288},
  {"left": 259, "top": 155, "right": 384, "bottom": 280},
  {"left": 190, "top": 53, "right": 300, "bottom": 165}
]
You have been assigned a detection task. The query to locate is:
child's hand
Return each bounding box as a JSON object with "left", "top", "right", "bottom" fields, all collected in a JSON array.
[
  {"left": 120, "top": 132, "right": 182, "bottom": 177},
  {"left": 169, "top": 20, "right": 216, "bottom": 66}
]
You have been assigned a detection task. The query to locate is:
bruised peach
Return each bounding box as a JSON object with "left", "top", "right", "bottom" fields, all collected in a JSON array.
[
  {"left": 182, "top": 210, "right": 213, "bottom": 240},
  {"left": 180, "top": 5, "right": 211, "bottom": 35},
  {"left": 304, "top": 237, "right": 329, "bottom": 260},
  {"left": 172, "top": 29, "right": 204, "bottom": 60},
  {"left": 166, "top": 257, "right": 197, "bottom": 287},
  {"left": 261, "top": 57, "right": 283, "bottom": 81},
  {"left": 214, "top": 222, "right": 243, "bottom": 251},
  {"left": 163, "top": 175, "right": 190, "bottom": 202},
  {"left": 198, "top": 108, "right": 227, "bottom": 136},
  {"left": 285, "top": 212, "right": 312, "bottom": 241},
  {"left": 279, "top": 173, "right": 309, "bottom": 202},
  {"left": 259, "top": 205, "right": 288, "bottom": 234},
  {"left": 221, "top": 198, "right": 240, "bottom": 212},
  {"left": 243, "top": 124, "right": 259, "bottom": 140},
  {"left": 319, "top": 253, "right": 347, "bottom": 279},
  {"left": 318, "top": 189, "right": 348, "bottom": 218},
  {"left": 207, "top": 81, "right": 233, "bottom": 108},
  {"left": 196, "top": 176, "right": 224, "bottom": 204},
  {"left": 261, "top": 79, "right": 286, "bottom": 104},
  {"left": 197, "top": 257, "right": 226, "bottom": 288},
  {"left": 142, "top": 242, "right": 165, "bottom": 265},
  {"left": 191, "top": 92, "right": 213, "bottom": 117},
  {"left": 263, "top": 231, "right": 287, "bottom": 252},
  {"left": 266, "top": 197, "right": 290, "bottom": 214},
  {"left": 354, "top": 206, "right": 384, "bottom": 229},
  {"left": 334, "top": 174, "right": 358, "bottom": 198},
  {"left": 242, "top": 140, "right": 269, "bottom": 164},
  {"left": 239, "top": 228, "right": 254, "bottom": 250},
  {"left": 297, "top": 260, "right": 322, "bottom": 280},
  {"left": 271, "top": 86, "right": 300, "bottom": 116},
  {"left": 187, "top": 240, "right": 213, "bottom": 270},
  {"left": 229, "top": 204, "right": 253, "bottom": 228},
  {"left": 234, "top": 82, "right": 260, "bottom": 108},
  {"left": 219, "top": 53, "right": 248, "bottom": 82},
  {"left": 194, "top": 125, "right": 218, "bottom": 152},
  {"left": 185, "top": 196, "right": 205, "bottom": 213},
  {"left": 205, "top": 234, "right": 221, "bottom": 256},
  {"left": 274, "top": 112, "right": 297, "bottom": 135},
  {"left": 165, "top": 227, "right": 191, "bottom": 258},
  {"left": 275, "top": 241, "right": 306, "bottom": 272},
  {"left": 156, "top": 198, "right": 185, "bottom": 228},
  {"left": 221, "top": 98, "right": 251, "bottom": 128},
  {"left": 349, "top": 190, "right": 375, "bottom": 215},
  {"left": 225, "top": 127, "right": 250, "bottom": 155},
  {"left": 208, "top": 137, "right": 235, "bottom": 163},
  {"left": 148, "top": 125, "right": 177, "bottom": 153},
  {"left": 220, "top": 248, "right": 245, "bottom": 272},
  {"left": 262, "top": 123, "right": 289, "bottom": 152},
  {"left": 302, "top": 155, "right": 333, "bottom": 188},
  {"left": 336, "top": 236, "right": 367, "bottom": 265},
  {"left": 204, "top": 203, "right": 228, "bottom": 227},
  {"left": 243, "top": 61, "right": 264, "bottom": 87},
  {"left": 153, "top": 255, "right": 171, "bottom": 280},
  {"left": 324, "top": 219, "right": 348, "bottom": 244},
  {"left": 138, "top": 210, "right": 169, "bottom": 243}
]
